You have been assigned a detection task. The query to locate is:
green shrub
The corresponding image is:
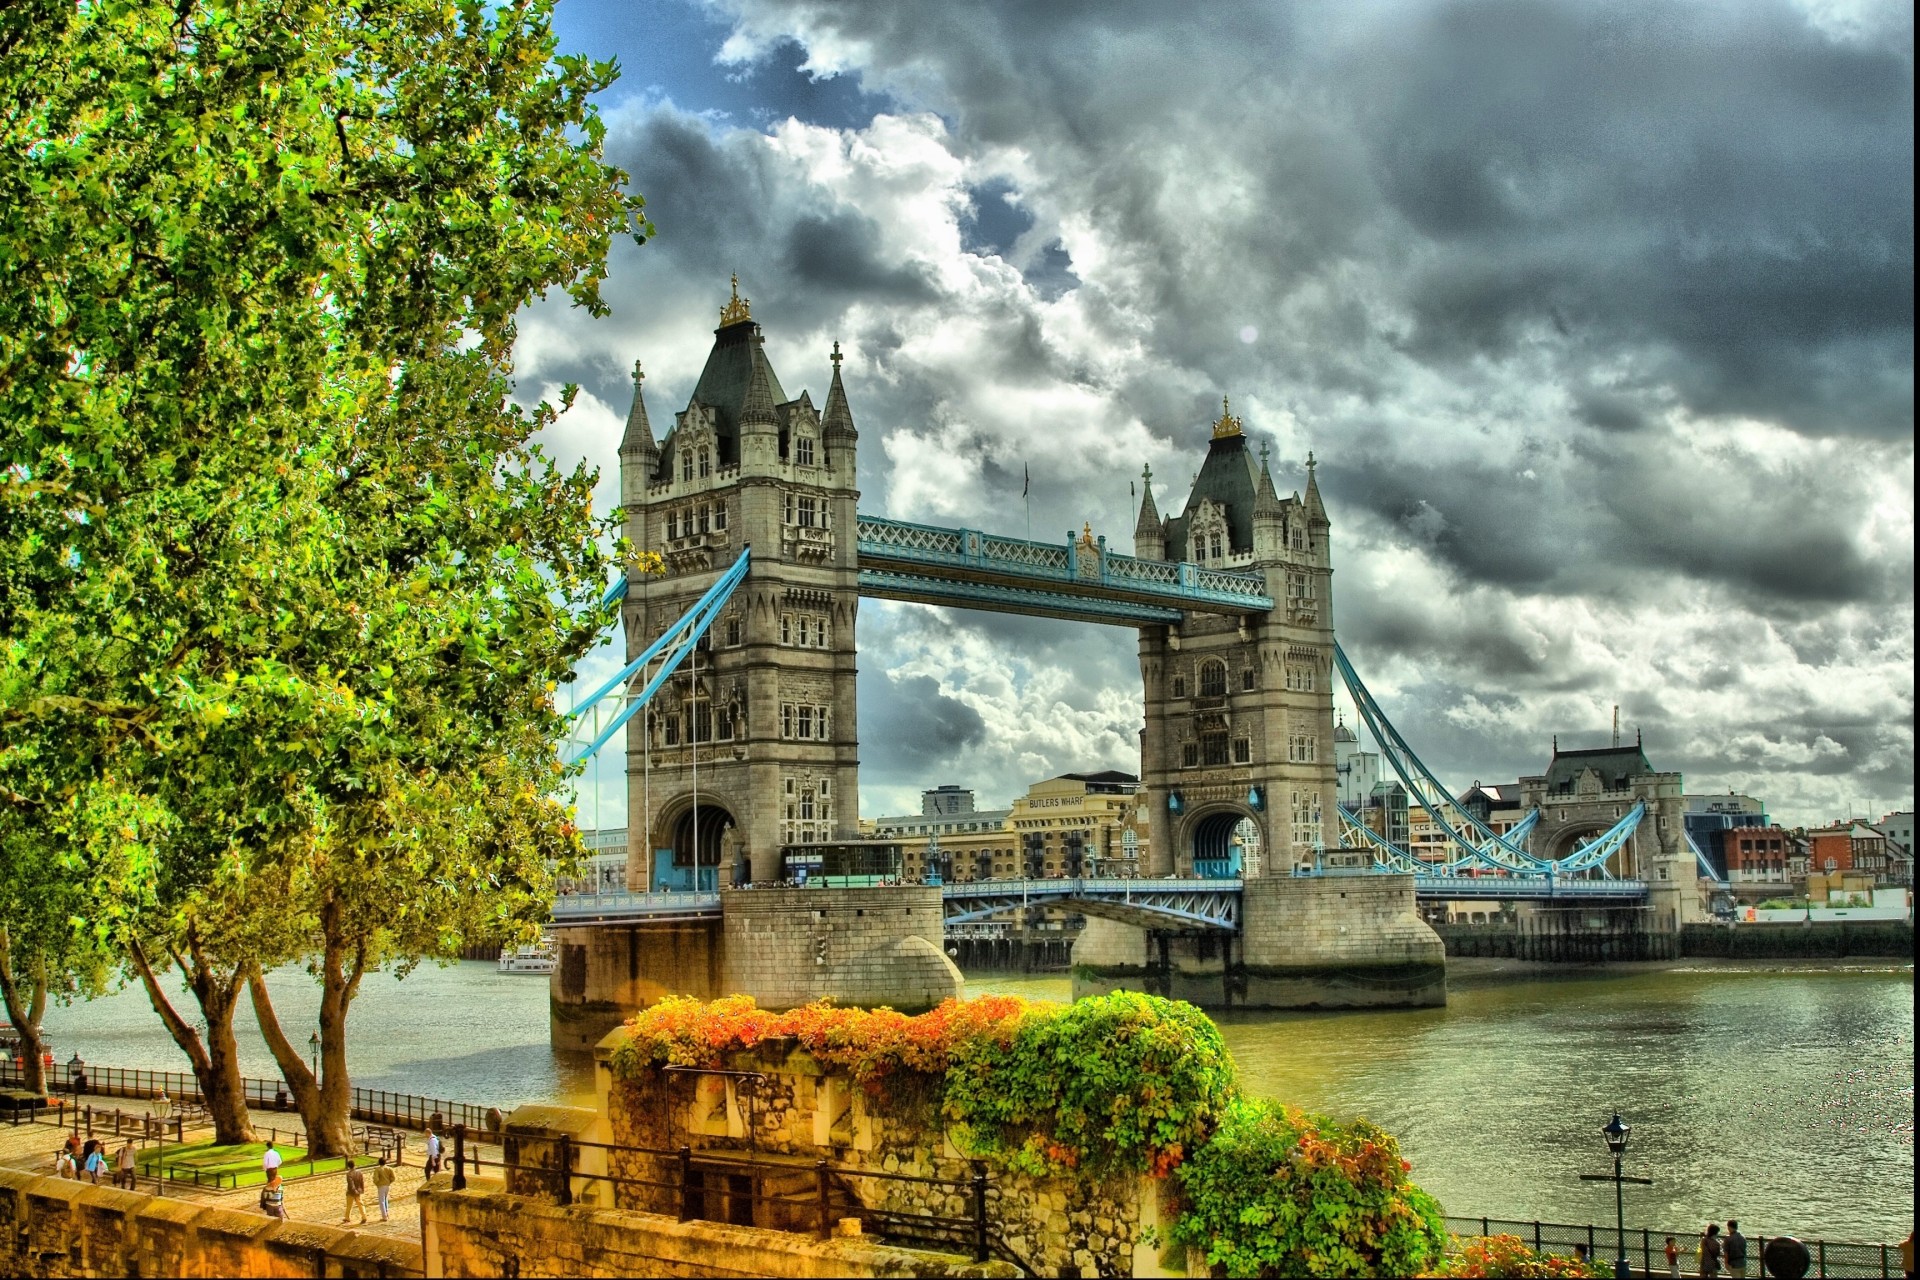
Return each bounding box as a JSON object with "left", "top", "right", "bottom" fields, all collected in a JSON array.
[
  {"left": 941, "top": 990, "right": 1239, "bottom": 1179},
  {"left": 1169, "top": 1097, "right": 1446, "bottom": 1278}
]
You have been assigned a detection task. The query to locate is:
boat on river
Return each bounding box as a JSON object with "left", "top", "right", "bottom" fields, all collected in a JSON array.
[{"left": 497, "top": 942, "right": 556, "bottom": 975}]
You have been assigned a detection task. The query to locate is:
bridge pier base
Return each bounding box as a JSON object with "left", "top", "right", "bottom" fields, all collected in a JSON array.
[
  {"left": 550, "top": 886, "right": 961, "bottom": 1052},
  {"left": 1070, "top": 875, "right": 1447, "bottom": 1010}
]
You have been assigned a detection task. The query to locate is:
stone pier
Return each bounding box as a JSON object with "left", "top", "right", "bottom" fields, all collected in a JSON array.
[
  {"left": 551, "top": 885, "right": 962, "bottom": 1051},
  {"left": 1071, "top": 874, "right": 1447, "bottom": 1009}
]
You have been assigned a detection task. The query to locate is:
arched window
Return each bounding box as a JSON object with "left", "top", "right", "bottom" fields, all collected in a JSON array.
[
  {"left": 1200, "top": 660, "right": 1228, "bottom": 698},
  {"left": 698, "top": 448, "right": 710, "bottom": 478},
  {"left": 1209, "top": 533, "right": 1222, "bottom": 559},
  {"left": 681, "top": 452, "right": 693, "bottom": 482}
]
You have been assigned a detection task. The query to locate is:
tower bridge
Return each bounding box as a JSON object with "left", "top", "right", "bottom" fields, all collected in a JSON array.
[{"left": 546, "top": 282, "right": 1707, "bottom": 1048}]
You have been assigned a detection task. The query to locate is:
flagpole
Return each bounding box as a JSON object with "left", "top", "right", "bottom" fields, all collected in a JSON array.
[{"left": 1023, "top": 462, "right": 1031, "bottom": 542}]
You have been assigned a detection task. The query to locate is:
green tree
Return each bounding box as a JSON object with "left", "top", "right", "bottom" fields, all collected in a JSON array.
[{"left": 1, "top": 0, "right": 645, "bottom": 1144}]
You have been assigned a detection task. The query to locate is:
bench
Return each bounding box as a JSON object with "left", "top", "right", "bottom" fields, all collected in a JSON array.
[{"left": 353, "top": 1123, "right": 404, "bottom": 1163}]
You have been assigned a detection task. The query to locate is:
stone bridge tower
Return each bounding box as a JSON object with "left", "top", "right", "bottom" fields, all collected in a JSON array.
[
  {"left": 616, "top": 280, "right": 861, "bottom": 889},
  {"left": 1133, "top": 401, "right": 1345, "bottom": 879}
]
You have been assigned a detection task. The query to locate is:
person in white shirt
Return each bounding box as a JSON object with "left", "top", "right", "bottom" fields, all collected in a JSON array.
[{"left": 262, "top": 1142, "right": 282, "bottom": 1177}]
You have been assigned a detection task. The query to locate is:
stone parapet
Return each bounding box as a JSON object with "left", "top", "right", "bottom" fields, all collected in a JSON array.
[
  {"left": 0, "top": 1168, "right": 421, "bottom": 1278},
  {"left": 419, "top": 1177, "right": 1018, "bottom": 1278}
]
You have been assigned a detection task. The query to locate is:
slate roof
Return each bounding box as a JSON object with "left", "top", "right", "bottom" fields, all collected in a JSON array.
[
  {"left": 1165, "top": 432, "right": 1260, "bottom": 557},
  {"left": 1542, "top": 745, "right": 1653, "bottom": 795},
  {"left": 670, "top": 317, "right": 791, "bottom": 469}
]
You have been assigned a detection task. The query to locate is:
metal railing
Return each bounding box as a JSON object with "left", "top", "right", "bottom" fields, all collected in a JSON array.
[
  {"left": 449, "top": 1124, "right": 995, "bottom": 1263},
  {"left": 1447, "top": 1215, "right": 1903, "bottom": 1279},
  {"left": 2, "top": 1062, "right": 498, "bottom": 1137}
]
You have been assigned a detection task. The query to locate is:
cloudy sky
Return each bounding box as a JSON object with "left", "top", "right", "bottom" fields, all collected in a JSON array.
[{"left": 532, "top": 0, "right": 1914, "bottom": 832}]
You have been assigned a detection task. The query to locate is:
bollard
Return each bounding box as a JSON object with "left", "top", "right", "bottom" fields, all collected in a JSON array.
[
  {"left": 556, "top": 1135, "right": 573, "bottom": 1207},
  {"left": 678, "top": 1145, "right": 694, "bottom": 1222},
  {"left": 971, "top": 1161, "right": 989, "bottom": 1263},
  {"left": 815, "top": 1159, "right": 831, "bottom": 1240},
  {"left": 452, "top": 1123, "right": 467, "bottom": 1191}
]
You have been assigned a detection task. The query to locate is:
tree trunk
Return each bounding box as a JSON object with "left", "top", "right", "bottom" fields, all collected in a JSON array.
[
  {"left": 0, "top": 930, "right": 49, "bottom": 1097},
  {"left": 126, "top": 937, "right": 256, "bottom": 1145},
  {"left": 245, "top": 897, "right": 365, "bottom": 1158}
]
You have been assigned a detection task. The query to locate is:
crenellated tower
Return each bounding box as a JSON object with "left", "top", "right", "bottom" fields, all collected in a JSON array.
[
  {"left": 616, "top": 279, "right": 862, "bottom": 890},
  {"left": 1135, "top": 401, "right": 1344, "bottom": 878}
]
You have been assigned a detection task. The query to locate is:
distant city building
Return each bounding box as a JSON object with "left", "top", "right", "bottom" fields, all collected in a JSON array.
[
  {"left": 1721, "top": 826, "right": 1794, "bottom": 889},
  {"left": 1681, "top": 792, "right": 1772, "bottom": 879},
  {"left": 557, "top": 828, "right": 630, "bottom": 895},
  {"left": 1333, "top": 716, "right": 1380, "bottom": 809},
  {"left": 1873, "top": 810, "right": 1914, "bottom": 886},
  {"left": 869, "top": 771, "right": 1150, "bottom": 883},
  {"left": 921, "top": 785, "right": 976, "bottom": 816}
]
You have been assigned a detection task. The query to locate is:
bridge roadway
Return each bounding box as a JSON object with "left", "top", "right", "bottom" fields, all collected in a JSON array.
[{"left": 548, "top": 873, "right": 1651, "bottom": 931}]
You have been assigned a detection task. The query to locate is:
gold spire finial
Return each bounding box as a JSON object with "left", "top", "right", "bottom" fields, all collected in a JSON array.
[
  {"left": 1080, "top": 521, "right": 1096, "bottom": 550},
  {"left": 1211, "top": 395, "right": 1243, "bottom": 439},
  {"left": 720, "top": 273, "right": 752, "bottom": 326}
]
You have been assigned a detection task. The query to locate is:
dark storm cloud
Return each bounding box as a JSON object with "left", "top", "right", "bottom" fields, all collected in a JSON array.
[{"left": 855, "top": 670, "right": 987, "bottom": 781}]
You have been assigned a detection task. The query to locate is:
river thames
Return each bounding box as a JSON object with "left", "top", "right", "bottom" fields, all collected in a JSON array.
[{"left": 37, "top": 958, "right": 1913, "bottom": 1242}]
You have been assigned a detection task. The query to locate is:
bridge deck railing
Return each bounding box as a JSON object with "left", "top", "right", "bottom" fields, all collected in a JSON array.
[
  {"left": 551, "top": 890, "right": 723, "bottom": 920},
  {"left": 856, "top": 515, "right": 1274, "bottom": 613}
]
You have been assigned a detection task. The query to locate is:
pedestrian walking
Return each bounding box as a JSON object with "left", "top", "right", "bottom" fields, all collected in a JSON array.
[
  {"left": 258, "top": 1169, "right": 288, "bottom": 1220},
  {"left": 62, "top": 1132, "right": 80, "bottom": 1166},
  {"left": 1700, "top": 1223, "right": 1724, "bottom": 1279},
  {"left": 341, "top": 1157, "right": 367, "bottom": 1225},
  {"left": 114, "top": 1140, "right": 137, "bottom": 1190},
  {"left": 261, "top": 1140, "right": 282, "bottom": 1179},
  {"left": 82, "top": 1142, "right": 107, "bottom": 1185},
  {"left": 423, "top": 1128, "right": 441, "bottom": 1176},
  {"left": 1725, "top": 1221, "right": 1748, "bottom": 1278},
  {"left": 54, "top": 1147, "right": 76, "bottom": 1179},
  {"left": 371, "top": 1155, "right": 396, "bottom": 1221},
  {"left": 1665, "top": 1234, "right": 1681, "bottom": 1277}
]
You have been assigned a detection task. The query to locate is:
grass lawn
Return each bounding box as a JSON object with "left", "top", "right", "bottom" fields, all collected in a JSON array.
[{"left": 135, "top": 1140, "right": 349, "bottom": 1188}]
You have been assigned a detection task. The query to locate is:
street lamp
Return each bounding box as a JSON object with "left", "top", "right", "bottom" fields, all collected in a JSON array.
[
  {"left": 307, "top": 1031, "right": 320, "bottom": 1079},
  {"left": 1580, "top": 1113, "right": 1651, "bottom": 1279}
]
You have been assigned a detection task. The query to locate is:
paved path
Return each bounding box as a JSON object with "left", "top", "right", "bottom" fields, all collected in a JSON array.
[{"left": 0, "top": 1098, "right": 500, "bottom": 1243}]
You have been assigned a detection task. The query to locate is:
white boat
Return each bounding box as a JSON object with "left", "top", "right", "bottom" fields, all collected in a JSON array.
[{"left": 497, "top": 943, "right": 556, "bottom": 975}]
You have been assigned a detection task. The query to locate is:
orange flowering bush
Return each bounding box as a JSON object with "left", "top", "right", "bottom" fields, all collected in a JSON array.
[
  {"left": 608, "top": 992, "right": 1041, "bottom": 1084},
  {"left": 1429, "top": 1234, "right": 1614, "bottom": 1278}
]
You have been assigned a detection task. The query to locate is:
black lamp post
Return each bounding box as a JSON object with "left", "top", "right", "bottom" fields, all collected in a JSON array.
[
  {"left": 67, "top": 1053, "right": 85, "bottom": 1135},
  {"left": 1579, "top": 1114, "right": 1651, "bottom": 1277},
  {"left": 1602, "top": 1114, "right": 1630, "bottom": 1278},
  {"left": 307, "top": 1031, "right": 320, "bottom": 1079}
]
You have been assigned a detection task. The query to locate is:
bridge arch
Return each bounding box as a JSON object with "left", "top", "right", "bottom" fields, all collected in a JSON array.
[
  {"left": 1181, "top": 804, "right": 1261, "bottom": 879},
  {"left": 648, "top": 794, "right": 738, "bottom": 892},
  {"left": 1542, "top": 817, "right": 1635, "bottom": 877}
]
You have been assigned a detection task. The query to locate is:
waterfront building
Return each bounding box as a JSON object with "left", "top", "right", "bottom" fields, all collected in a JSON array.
[
  {"left": 1333, "top": 715, "right": 1379, "bottom": 808},
  {"left": 1872, "top": 810, "right": 1913, "bottom": 885},
  {"left": 871, "top": 772, "right": 1151, "bottom": 883},
  {"left": 555, "top": 828, "right": 630, "bottom": 895},
  {"left": 1721, "top": 825, "right": 1794, "bottom": 893}
]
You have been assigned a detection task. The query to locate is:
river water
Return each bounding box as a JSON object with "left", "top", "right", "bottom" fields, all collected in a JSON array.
[{"left": 38, "top": 959, "right": 1913, "bottom": 1241}]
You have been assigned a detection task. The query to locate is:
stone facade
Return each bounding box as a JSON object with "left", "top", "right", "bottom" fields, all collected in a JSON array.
[
  {"left": 590, "top": 1036, "right": 1182, "bottom": 1279},
  {"left": 618, "top": 284, "right": 863, "bottom": 889},
  {"left": 1520, "top": 746, "right": 1703, "bottom": 929},
  {"left": 0, "top": 1168, "right": 421, "bottom": 1278},
  {"left": 549, "top": 918, "right": 724, "bottom": 1053},
  {"left": 1134, "top": 405, "right": 1345, "bottom": 879},
  {"left": 718, "top": 885, "right": 961, "bottom": 1013}
]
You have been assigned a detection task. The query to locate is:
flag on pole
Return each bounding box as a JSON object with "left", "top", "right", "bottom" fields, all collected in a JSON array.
[{"left": 1022, "top": 463, "right": 1029, "bottom": 498}]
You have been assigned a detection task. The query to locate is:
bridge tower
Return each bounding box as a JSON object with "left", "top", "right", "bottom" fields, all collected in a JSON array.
[
  {"left": 1134, "top": 401, "right": 1346, "bottom": 879},
  {"left": 617, "top": 279, "right": 861, "bottom": 890}
]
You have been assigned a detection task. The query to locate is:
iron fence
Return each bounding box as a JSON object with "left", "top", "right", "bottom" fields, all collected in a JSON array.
[
  {"left": 449, "top": 1124, "right": 996, "bottom": 1264},
  {"left": 1446, "top": 1215, "right": 1903, "bottom": 1279},
  {"left": 1, "top": 1061, "right": 498, "bottom": 1137}
]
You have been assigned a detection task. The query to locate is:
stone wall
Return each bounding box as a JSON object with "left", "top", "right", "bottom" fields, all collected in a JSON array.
[
  {"left": 0, "top": 1167, "right": 422, "bottom": 1278},
  {"left": 419, "top": 1177, "right": 1015, "bottom": 1278},
  {"left": 594, "top": 1033, "right": 1181, "bottom": 1278},
  {"left": 549, "top": 918, "right": 725, "bottom": 1052},
  {"left": 1072, "top": 875, "right": 1446, "bottom": 1009},
  {"left": 1435, "top": 908, "right": 1680, "bottom": 961},
  {"left": 719, "top": 885, "right": 961, "bottom": 1012},
  {"left": 1680, "top": 921, "right": 1914, "bottom": 959}
]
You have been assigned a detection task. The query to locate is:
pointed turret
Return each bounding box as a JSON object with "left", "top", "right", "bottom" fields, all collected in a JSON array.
[
  {"left": 822, "top": 341, "right": 856, "bottom": 441},
  {"left": 736, "top": 326, "right": 780, "bottom": 472},
  {"left": 1303, "top": 450, "right": 1327, "bottom": 522},
  {"left": 1134, "top": 464, "right": 1164, "bottom": 558},
  {"left": 618, "top": 359, "right": 657, "bottom": 461},
  {"left": 1251, "top": 440, "right": 1286, "bottom": 560}
]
